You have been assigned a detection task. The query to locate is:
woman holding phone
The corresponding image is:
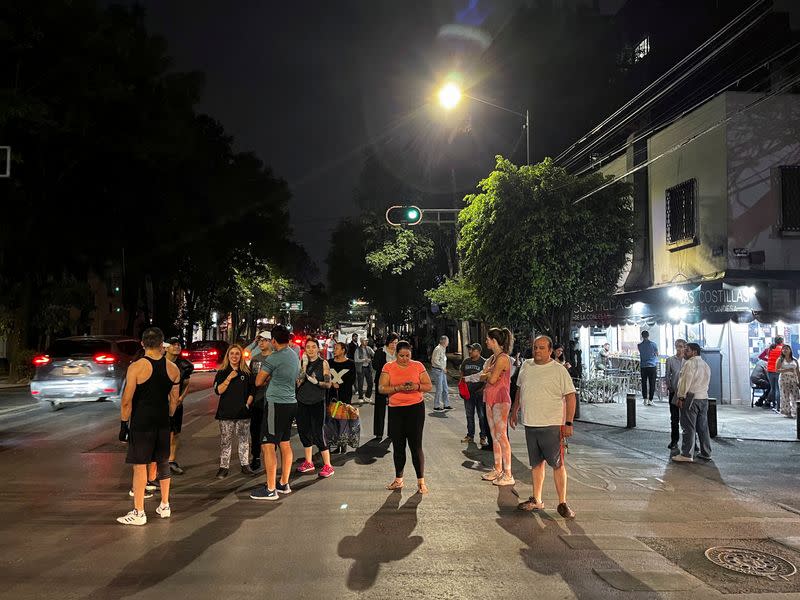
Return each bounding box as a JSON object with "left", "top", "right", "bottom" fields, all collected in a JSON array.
[{"left": 213, "top": 344, "right": 255, "bottom": 479}]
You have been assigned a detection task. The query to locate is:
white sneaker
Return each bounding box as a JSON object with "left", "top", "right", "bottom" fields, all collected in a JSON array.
[
  {"left": 129, "top": 489, "right": 154, "bottom": 499},
  {"left": 117, "top": 509, "right": 147, "bottom": 526},
  {"left": 672, "top": 454, "right": 693, "bottom": 463},
  {"left": 156, "top": 504, "right": 171, "bottom": 518}
]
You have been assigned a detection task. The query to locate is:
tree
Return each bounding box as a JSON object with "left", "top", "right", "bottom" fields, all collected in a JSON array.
[
  {"left": 425, "top": 275, "right": 484, "bottom": 322},
  {"left": 453, "top": 156, "right": 632, "bottom": 343}
]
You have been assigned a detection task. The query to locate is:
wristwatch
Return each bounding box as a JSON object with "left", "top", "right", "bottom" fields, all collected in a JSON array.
[{"left": 564, "top": 421, "right": 573, "bottom": 426}]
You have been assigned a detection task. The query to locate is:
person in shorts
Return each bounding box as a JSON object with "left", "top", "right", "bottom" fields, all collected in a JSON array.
[
  {"left": 510, "top": 335, "right": 577, "bottom": 519},
  {"left": 117, "top": 327, "right": 181, "bottom": 525},
  {"left": 164, "top": 337, "right": 194, "bottom": 475},
  {"left": 250, "top": 325, "right": 300, "bottom": 501}
]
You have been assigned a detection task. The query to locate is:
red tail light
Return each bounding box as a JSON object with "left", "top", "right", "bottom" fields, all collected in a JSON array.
[
  {"left": 208, "top": 349, "right": 218, "bottom": 357},
  {"left": 293, "top": 337, "right": 303, "bottom": 346},
  {"left": 33, "top": 355, "right": 51, "bottom": 366},
  {"left": 244, "top": 350, "right": 251, "bottom": 359},
  {"left": 180, "top": 350, "right": 189, "bottom": 358},
  {"left": 31, "top": 390, "right": 40, "bottom": 395},
  {"left": 94, "top": 353, "right": 117, "bottom": 364}
]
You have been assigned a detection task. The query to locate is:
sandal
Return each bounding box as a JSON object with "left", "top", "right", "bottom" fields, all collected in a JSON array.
[
  {"left": 517, "top": 496, "right": 544, "bottom": 512},
  {"left": 417, "top": 483, "right": 429, "bottom": 495},
  {"left": 481, "top": 469, "right": 500, "bottom": 481},
  {"left": 386, "top": 479, "right": 404, "bottom": 490}
]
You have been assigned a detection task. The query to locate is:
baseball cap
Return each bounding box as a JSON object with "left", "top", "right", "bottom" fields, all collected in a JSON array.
[
  {"left": 467, "top": 343, "right": 482, "bottom": 351},
  {"left": 258, "top": 331, "right": 271, "bottom": 340}
]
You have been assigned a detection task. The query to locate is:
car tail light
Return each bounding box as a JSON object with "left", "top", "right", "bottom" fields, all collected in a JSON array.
[
  {"left": 208, "top": 349, "right": 218, "bottom": 357},
  {"left": 94, "top": 353, "right": 117, "bottom": 364},
  {"left": 31, "top": 390, "right": 40, "bottom": 395},
  {"left": 293, "top": 337, "right": 303, "bottom": 346},
  {"left": 181, "top": 350, "right": 190, "bottom": 357},
  {"left": 244, "top": 350, "right": 251, "bottom": 359},
  {"left": 33, "top": 355, "right": 51, "bottom": 366}
]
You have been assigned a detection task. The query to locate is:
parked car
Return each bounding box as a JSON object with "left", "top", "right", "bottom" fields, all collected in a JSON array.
[
  {"left": 183, "top": 340, "right": 229, "bottom": 371},
  {"left": 30, "top": 335, "right": 140, "bottom": 411}
]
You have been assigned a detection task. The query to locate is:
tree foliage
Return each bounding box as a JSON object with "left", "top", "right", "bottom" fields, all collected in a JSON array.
[{"left": 425, "top": 275, "right": 484, "bottom": 322}]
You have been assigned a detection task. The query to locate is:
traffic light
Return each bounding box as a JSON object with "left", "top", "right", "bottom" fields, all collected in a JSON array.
[{"left": 385, "top": 205, "right": 423, "bottom": 226}]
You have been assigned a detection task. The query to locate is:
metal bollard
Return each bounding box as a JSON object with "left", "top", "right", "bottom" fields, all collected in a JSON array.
[
  {"left": 707, "top": 399, "right": 718, "bottom": 439},
  {"left": 626, "top": 392, "right": 636, "bottom": 428},
  {"left": 574, "top": 388, "right": 581, "bottom": 420}
]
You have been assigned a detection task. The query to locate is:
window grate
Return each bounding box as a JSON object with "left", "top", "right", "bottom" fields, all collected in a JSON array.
[
  {"left": 665, "top": 179, "right": 696, "bottom": 246},
  {"left": 780, "top": 166, "right": 800, "bottom": 232}
]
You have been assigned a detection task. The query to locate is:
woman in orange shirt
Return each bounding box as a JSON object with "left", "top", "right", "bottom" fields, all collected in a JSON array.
[{"left": 379, "top": 341, "right": 433, "bottom": 494}]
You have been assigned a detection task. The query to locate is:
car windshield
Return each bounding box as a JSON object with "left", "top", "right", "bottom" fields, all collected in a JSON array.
[
  {"left": 188, "top": 342, "right": 223, "bottom": 351},
  {"left": 48, "top": 339, "right": 112, "bottom": 357}
]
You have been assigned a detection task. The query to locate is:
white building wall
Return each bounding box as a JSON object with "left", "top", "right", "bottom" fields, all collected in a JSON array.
[{"left": 599, "top": 154, "right": 633, "bottom": 290}]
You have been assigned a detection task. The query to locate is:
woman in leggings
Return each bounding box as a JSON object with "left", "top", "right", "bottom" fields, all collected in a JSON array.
[
  {"left": 480, "top": 327, "right": 515, "bottom": 487},
  {"left": 379, "top": 341, "right": 433, "bottom": 494}
]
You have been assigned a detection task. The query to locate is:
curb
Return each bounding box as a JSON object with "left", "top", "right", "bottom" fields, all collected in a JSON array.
[{"left": 575, "top": 417, "right": 799, "bottom": 443}]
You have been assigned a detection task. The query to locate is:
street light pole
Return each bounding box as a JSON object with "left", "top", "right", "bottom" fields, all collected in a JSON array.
[{"left": 526, "top": 109, "right": 531, "bottom": 167}]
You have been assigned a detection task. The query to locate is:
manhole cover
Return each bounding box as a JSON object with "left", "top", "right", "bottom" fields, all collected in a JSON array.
[{"left": 705, "top": 547, "right": 796, "bottom": 581}]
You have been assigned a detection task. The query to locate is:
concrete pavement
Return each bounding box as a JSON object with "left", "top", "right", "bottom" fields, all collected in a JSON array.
[{"left": 2, "top": 377, "right": 800, "bottom": 599}]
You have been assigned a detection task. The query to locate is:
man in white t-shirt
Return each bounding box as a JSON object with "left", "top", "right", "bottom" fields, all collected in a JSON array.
[{"left": 510, "top": 335, "right": 577, "bottom": 519}]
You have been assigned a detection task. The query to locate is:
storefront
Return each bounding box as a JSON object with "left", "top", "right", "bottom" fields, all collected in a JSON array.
[{"left": 573, "top": 280, "right": 800, "bottom": 405}]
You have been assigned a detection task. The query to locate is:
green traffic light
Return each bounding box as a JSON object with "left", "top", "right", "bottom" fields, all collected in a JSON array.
[{"left": 407, "top": 208, "right": 419, "bottom": 220}]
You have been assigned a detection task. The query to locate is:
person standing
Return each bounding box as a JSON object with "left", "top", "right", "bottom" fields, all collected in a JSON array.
[
  {"left": 596, "top": 342, "right": 611, "bottom": 372},
  {"left": 459, "top": 343, "right": 488, "bottom": 446},
  {"left": 330, "top": 342, "right": 356, "bottom": 405},
  {"left": 295, "top": 339, "right": 335, "bottom": 478},
  {"left": 759, "top": 336, "right": 784, "bottom": 411},
  {"left": 379, "top": 341, "right": 433, "bottom": 494},
  {"left": 247, "top": 331, "right": 272, "bottom": 471},
  {"left": 430, "top": 335, "right": 452, "bottom": 411},
  {"left": 163, "top": 337, "right": 194, "bottom": 475},
  {"left": 117, "top": 327, "right": 181, "bottom": 525},
  {"left": 776, "top": 345, "right": 799, "bottom": 418},
  {"left": 672, "top": 343, "right": 712, "bottom": 463},
  {"left": 511, "top": 335, "right": 577, "bottom": 518},
  {"left": 325, "top": 332, "right": 336, "bottom": 361},
  {"left": 480, "top": 327, "right": 515, "bottom": 487},
  {"left": 372, "top": 333, "right": 399, "bottom": 440},
  {"left": 354, "top": 338, "right": 375, "bottom": 404},
  {"left": 213, "top": 345, "right": 255, "bottom": 478},
  {"left": 251, "top": 325, "right": 300, "bottom": 501},
  {"left": 347, "top": 333, "right": 359, "bottom": 360},
  {"left": 665, "top": 339, "right": 686, "bottom": 450},
  {"left": 637, "top": 331, "right": 659, "bottom": 406}
]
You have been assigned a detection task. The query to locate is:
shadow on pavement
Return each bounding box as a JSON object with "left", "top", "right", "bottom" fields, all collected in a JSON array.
[
  {"left": 331, "top": 437, "right": 392, "bottom": 468},
  {"left": 338, "top": 492, "right": 423, "bottom": 591}
]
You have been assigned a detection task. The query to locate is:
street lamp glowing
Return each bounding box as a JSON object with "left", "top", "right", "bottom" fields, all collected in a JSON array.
[{"left": 438, "top": 83, "right": 462, "bottom": 109}]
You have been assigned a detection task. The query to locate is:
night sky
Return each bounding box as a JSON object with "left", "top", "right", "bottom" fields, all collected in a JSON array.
[{"left": 135, "top": 0, "right": 532, "bottom": 276}]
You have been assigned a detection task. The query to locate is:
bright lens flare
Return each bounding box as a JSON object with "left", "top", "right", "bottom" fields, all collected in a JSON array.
[{"left": 438, "top": 83, "right": 462, "bottom": 109}]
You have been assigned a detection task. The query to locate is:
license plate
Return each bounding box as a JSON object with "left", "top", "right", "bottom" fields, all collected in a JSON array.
[
  {"left": 63, "top": 366, "right": 82, "bottom": 375},
  {"left": 193, "top": 363, "right": 204, "bottom": 369}
]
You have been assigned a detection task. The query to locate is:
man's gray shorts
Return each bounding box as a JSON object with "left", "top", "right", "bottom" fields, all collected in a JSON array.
[{"left": 524, "top": 425, "right": 563, "bottom": 468}]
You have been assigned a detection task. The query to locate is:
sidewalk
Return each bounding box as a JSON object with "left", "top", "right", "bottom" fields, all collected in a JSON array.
[
  {"left": 0, "top": 376, "right": 29, "bottom": 390},
  {"left": 578, "top": 396, "right": 798, "bottom": 441}
]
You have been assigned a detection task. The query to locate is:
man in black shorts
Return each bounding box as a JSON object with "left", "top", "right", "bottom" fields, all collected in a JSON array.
[
  {"left": 510, "top": 335, "right": 577, "bottom": 519},
  {"left": 250, "top": 325, "right": 300, "bottom": 501},
  {"left": 247, "top": 331, "right": 272, "bottom": 471},
  {"left": 117, "top": 327, "right": 181, "bottom": 525},
  {"left": 164, "top": 337, "right": 194, "bottom": 475}
]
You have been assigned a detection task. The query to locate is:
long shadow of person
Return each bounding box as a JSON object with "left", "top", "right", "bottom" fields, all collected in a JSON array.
[
  {"left": 331, "top": 437, "right": 392, "bottom": 468},
  {"left": 337, "top": 492, "right": 423, "bottom": 591}
]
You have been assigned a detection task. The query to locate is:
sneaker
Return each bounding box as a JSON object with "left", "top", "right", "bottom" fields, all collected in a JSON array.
[
  {"left": 557, "top": 502, "right": 576, "bottom": 519},
  {"left": 434, "top": 406, "right": 443, "bottom": 411},
  {"left": 461, "top": 435, "right": 474, "bottom": 443},
  {"left": 250, "top": 460, "right": 262, "bottom": 472},
  {"left": 667, "top": 441, "right": 678, "bottom": 450},
  {"left": 216, "top": 467, "right": 229, "bottom": 479},
  {"left": 155, "top": 503, "right": 171, "bottom": 519},
  {"left": 249, "top": 485, "right": 279, "bottom": 501},
  {"left": 241, "top": 465, "right": 256, "bottom": 476},
  {"left": 296, "top": 461, "right": 315, "bottom": 474},
  {"left": 481, "top": 469, "right": 501, "bottom": 481},
  {"left": 319, "top": 464, "right": 335, "bottom": 478},
  {"left": 672, "top": 454, "right": 693, "bottom": 463},
  {"left": 493, "top": 473, "right": 515, "bottom": 486},
  {"left": 697, "top": 454, "right": 712, "bottom": 461},
  {"left": 444, "top": 406, "right": 454, "bottom": 410},
  {"left": 479, "top": 436, "right": 487, "bottom": 446},
  {"left": 145, "top": 480, "right": 158, "bottom": 492},
  {"left": 169, "top": 461, "right": 184, "bottom": 475},
  {"left": 276, "top": 481, "right": 292, "bottom": 494},
  {"left": 129, "top": 489, "right": 154, "bottom": 499},
  {"left": 117, "top": 509, "right": 147, "bottom": 526}
]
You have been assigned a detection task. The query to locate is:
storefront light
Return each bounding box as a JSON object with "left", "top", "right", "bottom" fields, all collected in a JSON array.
[
  {"left": 631, "top": 302, "right": 645, "bottom": 314},
  {"left": 667, "top": 286, "right": 689, "bottom": 301},
  {"left": 668, "top": 306, "right": 689, "bottom": 321}
]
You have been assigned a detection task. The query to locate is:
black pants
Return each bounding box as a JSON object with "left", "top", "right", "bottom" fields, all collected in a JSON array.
[
  {"left": 641, "top": 366, "right": 657, "bottom": 400},
  {"left": 249, "top": 394, "right": 264, "bottom": 464},
  {"left": 668, "top": 391, "right": 680, "bottom": 444},
  {"left": 388, "top": 401, "right": 425, "bottom": 478},
  {"left": 296, "top": 400, "right": 327, "bottom": 451},
  {"left": 373, "top": 393, "right": 388, "bottom": 438}
]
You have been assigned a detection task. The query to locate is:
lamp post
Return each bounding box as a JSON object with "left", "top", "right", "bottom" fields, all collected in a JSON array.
[{"left": 438, "top": 82, "right": 530, "bottom": 166}]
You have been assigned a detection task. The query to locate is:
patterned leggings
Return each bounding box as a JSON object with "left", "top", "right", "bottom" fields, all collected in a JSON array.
[{"left": 219, "top": 419, "right": 251, "bottom": 468}]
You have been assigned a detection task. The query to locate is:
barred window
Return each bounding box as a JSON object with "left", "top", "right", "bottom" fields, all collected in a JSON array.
[
  {"left": 780, "top": 166, "right": 800, "bottom": 232},
  {"left": 665, "top": 179, "right": 696, "bottom": 247}
]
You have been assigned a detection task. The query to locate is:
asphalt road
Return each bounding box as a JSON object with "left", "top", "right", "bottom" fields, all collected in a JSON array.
[{"left": 2, "top": 376, "right": 800, "bottom": 599}]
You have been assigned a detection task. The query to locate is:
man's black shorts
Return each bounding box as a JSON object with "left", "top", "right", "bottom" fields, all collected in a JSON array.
[
  {"left": 261, "top": 402, "right": 297, "bottom": 446},
  {"left": 126, "top": 428, "right": 171, "bottom": 465},
  {"left": 524, "top": 425, "right": 564, "bottom": 469},
  {"left": 169, "top": 403, "right": 184, "bottom": 434}
]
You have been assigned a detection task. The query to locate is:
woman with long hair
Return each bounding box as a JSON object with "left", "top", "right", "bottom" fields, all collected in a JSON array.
[
  {"left": 379, "top": 341, "right": 433, "bottom": 494},
  {"left": 777, "top": 345, "right": 799, "bottom": 418},
  {"left": 213, "top": 344, "right": 255, "bottom": 478},
  {"left": 295, "top": 338, "right": 335, "bottom": 478},
  {"left": 480, "top": 327, "right": 515, "bottom": 487}
]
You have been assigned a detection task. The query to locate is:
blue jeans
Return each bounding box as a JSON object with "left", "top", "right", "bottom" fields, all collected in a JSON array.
[
  {"left": 431, "top": 368, "right": 450, "bottom": 409},
  {"left": 464, "top": 395, "right": 488, "bottom": 439},
  {"left": 767, "top": 371, "right": 781, "bottom": 408},
  {"left": 679, "top": 397, "right": 712, "bottom": 458}
]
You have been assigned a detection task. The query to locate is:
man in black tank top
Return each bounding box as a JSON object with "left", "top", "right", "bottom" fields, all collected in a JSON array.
[{"left": 117, "top": 327, "right": 181, "bottom": 526}]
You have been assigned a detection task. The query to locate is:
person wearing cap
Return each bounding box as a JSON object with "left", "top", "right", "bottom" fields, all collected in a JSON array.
[
  {"left": 247, "top": 331, "right": 272, "bottom": 471},
  {"left": 459, "top": 343, "right": 488, "bottom": 445},
  {"left": 163, "top": 337, "right": 194, "bottom": 475}
]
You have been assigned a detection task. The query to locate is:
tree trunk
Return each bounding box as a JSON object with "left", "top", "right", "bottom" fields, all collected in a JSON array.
[{"left": 8, "top": 275, "right": 33, "bottom": 382}]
